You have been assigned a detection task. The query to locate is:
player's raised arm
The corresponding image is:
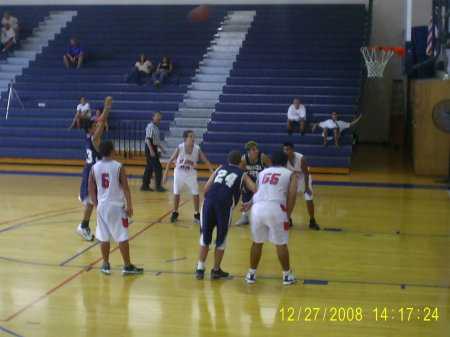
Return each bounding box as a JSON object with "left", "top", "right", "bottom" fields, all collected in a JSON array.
[
  {"left": 93, "top": 96, "right": 113, "bottom": 144},
  {"left": 286, "top": 173, "right": 298, "bottom": 219},
  {"left": 120, "top": 165, "right": 133, "bottom": 218},
  {"left": 261, "top": 153, "right": 272, "bottom": 167},
  {"left": 163, "top": 147, "right": 180, "bottom": 184},
  {"left": 243, "top": 173, "right": 257, "bottom": 193},
  {"left": 88, "top": 170, "right": 98, "bottom": 207},
  {"left": 350, "top": 114, "right": 362, "bottom": 127},
  {"left": 199, "top": 149, "right": 214, "bottom": 174},
  {"left": 203, "top": 168, "right": 219, "bottom": 194}
]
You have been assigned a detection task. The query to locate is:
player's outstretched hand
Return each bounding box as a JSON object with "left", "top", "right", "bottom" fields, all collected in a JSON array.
[
  {"left": 163, "top": 174, "right": 168, "bottom": 184},
  {"left": 240, "top": 201, "right": 253, "bottom": 213},
  {"left": 105, "top": 96, "right": 113, "bottom": 103}
]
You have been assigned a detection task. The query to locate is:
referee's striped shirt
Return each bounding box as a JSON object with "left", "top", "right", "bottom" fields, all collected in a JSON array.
[{"left": 145, "top": 122, "right": 160, "bottom": 146}]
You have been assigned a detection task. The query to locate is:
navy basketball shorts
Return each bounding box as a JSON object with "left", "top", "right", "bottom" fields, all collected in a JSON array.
[{"left": 199, "top": 198, "right": 233, "bottom": 249}]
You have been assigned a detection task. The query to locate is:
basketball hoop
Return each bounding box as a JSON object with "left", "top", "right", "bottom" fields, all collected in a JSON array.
[{"left": 360, "top": 46, "right": 405, "bottom": 78}]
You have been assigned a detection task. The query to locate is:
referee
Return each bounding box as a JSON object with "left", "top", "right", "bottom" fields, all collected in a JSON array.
[{"left": 141, "top": 111, "right": 167, "bottom": 192}]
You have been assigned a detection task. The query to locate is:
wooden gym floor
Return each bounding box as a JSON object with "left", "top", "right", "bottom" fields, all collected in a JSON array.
[{"left": 0, "top": 145, "right": 448, "bottom": 337}]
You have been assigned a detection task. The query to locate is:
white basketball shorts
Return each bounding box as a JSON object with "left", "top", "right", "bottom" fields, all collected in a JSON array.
[
  {"left": 250, "top": 201, "right": 290, "bottom": 245},
  {"left": 95, "top": 203, "right": 129, "bottom": 243},
  {"left": 173, "top": 168, "right": 199, "bottom": 195}
]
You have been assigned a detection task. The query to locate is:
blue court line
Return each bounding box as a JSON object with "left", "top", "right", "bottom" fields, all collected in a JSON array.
[
  {"left": 323, "top": 228, "right": 342, "bottom": 232},
  {"left": 291, "top": 227, "right": 450, "bottom": 238},
  {"left": 0, "top": 326, "right": 25, "bottom": 337},
  {"left": 1, "top": 255, "right": 448, "bottom": 290},
  {"left": 1, "top": 169, "right": 448, "bottom": 191},
  {"left": 59, "top": 242, "right": 100, "bottom": 266},
  {"left": 0, "top": 209, "right": 80, "bottom": 234},
  {"left": 165, "top": 257, "right": 187, "bottom": 263}
]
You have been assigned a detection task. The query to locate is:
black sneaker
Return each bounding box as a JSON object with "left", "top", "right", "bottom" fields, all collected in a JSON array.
[
  {"left": 211, "top": 268, "right": 229, "bottom": 280},
  {"left": 194, "top": 212, "right": 200, "bottom": 224},
  {"left": 195, "top": 269, "right": 205, "bottom": 280},
  {"left": 100, "top": 263, "right": 111, "bottom": 275},
  {"left": 155, "top": 186, "right": 167, "bottom": 192},
  {"left": 309, "top": 219, "right": 320, "bottom": 230},
  {"left": 140, "top": 185, "right": 154, "bottom": 191},
  {"left": 170, "top": 211, "right": 179, "bottom": 223},
  {"left": 122, "top": 264, "right": 144, "bottom": 275}
]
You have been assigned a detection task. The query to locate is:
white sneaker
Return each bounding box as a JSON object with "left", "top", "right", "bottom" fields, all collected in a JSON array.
[
  {"left": 245, "top": 272, "right": 256, "bottom": 284},
  {"left": 283, "top": 273, "right": 297, "bottom": 285},
  {"left": 236, "top": 214, "right": 249, "bottom": 226},
  {"left": 76, "top": 224, "right": 94, "bottom": 241}
]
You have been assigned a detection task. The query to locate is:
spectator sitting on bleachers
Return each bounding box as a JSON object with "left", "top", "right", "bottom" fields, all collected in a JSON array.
[
  {"left": 91, "top": 108, "right": 109, "bottom": 132},
  {"left": 69, "top": 96, "right": 91, "bottom": 130},
  {"left": 287, "top": 97, "right": 307, "bottom": 136},
  {"left": 1, "top": 23, "right": 16, "bottom": 53},
  {"left": 2, "top": 12, "right": 19, "bottom": 40},
  {"left": 312, "top": 111, "right": 362, "bottom": 147},
  {"left": 123, "top": 53, "right": 153, "bottom": 85},
  {"left": 63, "top": 38, "right": 85, "bottom": 69},
  {"left": 152, "top": 56, "right": 173, "bottom": 87}
]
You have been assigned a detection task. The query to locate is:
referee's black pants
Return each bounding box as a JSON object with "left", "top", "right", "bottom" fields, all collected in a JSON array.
[{"left": 142, "top": 145, "right": 162, "bottom": 188}]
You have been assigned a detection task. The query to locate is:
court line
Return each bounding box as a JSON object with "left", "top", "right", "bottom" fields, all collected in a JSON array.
[
  {"left": 59, "top": 242, "right": 100, "bottom": 266},
  {"left": 0, "top": 207, "right": 81, "bottom": 227},
  {"left": 1, "top": 169, "right": 448, "bottom": 191},
  {"left": 0, "top": 210, "right": 81, "bottom": 233},
  {"left": 0, "top": 326, "right": 25, "bottom": 337},
  {"left": 1, "top": 200, "right": 189, "bottom": 322}
]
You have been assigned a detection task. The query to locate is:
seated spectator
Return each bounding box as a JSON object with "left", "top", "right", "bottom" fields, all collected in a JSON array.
[
  {"left": 152, "top": 56, "right": 173, "bottom": 87},
  {"left": 123, "top": 53, "right": 153, "bottom": 85},
  {"left": 1, "top": 23, "right": 15, "bottom": 53},
  {"left": 312, "top": 111, "right": 362, "bottom": 147},
  {"left": 63, "top": 38, "right": 84, "bottom": 69},
  {"left": 2, "top": 12, "right": 19, "bottom": 40},
  {"left": 287, "top": 97, "right": 307, "bottom": 135},
  {"left": 68, "top": 96, "right": 91, "bottom": 130},
  {"left": 91, "top": 108, "right": 109, "bottom": 132}
]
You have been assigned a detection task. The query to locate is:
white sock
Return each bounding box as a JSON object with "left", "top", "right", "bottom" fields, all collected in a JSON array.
[
  {"left": 243, "top": 212, "right": 248, "bottom": 216},
  {"left": 282, "top": 269, "right": 291, "bottom": 277},
  {"left": 249, "top": 268, "right": 257, "bottom": 275},
  {"left": 197, "top": 261, "right": 205, "bottom": 270},
  {"left": 194, "top": 211, "right": 200, "bottom": 215}
]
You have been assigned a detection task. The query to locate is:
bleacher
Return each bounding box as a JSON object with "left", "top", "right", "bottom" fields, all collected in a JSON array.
[
  {"left": 0, "top": 5, "right": 367, "bottom": 172},
  {"left": 203, "top": 5, "right": 366, "bottom": 170},
  {"left": 0, "top": 5, "right": 224, "bottom": 160}
]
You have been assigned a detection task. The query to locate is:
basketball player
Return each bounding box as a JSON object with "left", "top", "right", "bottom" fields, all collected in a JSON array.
[
  {"left": 76, "top": 96, "right": 113, "bottom": 241},
  {"left": 88, "top": 140, "right": 143, "bottom": 275},
  {"left": 163, "top": 130, "right": 214, "bottom": 223},
  {"left": 236, "top": 141, "right": 272, "bottom": 226},
  {"left": 195, "top": 150, "right": 256, "bottom": 280},
  {"left": 282, "top": 142, "right": 320, "bottom": 230},
  {"left": 244, "top": 151, "right": 298, "bottom": 285}
]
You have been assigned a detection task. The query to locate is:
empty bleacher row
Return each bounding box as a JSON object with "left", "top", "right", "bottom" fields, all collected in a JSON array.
[{"left": 202, "top": 5, "right": 366, "bottom": 168}]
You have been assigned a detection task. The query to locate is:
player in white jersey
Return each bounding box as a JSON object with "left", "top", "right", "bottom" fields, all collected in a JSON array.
[
  {"left": 163, "top": 130, "right": 214, "bottom": 224},
  {"left": 244, "top": 151, "right": 298, "bottom": 285},
  {"left": 89, "top": 140, "right": 143, "bottom": 275},
  {"left": 282, "top": 142, "right": 320, "bottom": 230}
]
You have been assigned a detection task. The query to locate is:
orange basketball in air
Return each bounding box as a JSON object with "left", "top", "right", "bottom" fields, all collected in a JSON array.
[{"left": 188, "top": 5, "right": 213, "bottom": 24}]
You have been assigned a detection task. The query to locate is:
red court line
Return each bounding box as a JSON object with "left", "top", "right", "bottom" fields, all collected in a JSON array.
[
  {"left": 0, "top": 207, "right": 81, "bottom": 227},
  {"left": 2, "top": 200, "right": 189, "bottom": 322}
]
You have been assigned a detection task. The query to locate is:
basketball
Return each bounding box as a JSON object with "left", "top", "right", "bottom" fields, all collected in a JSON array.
[{"left": 188, "top": 5, "right": 212, "bottom": 24}]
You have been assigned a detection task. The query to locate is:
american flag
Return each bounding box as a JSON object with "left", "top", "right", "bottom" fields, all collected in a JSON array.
[{"left": 426, "top": 2, "right": 440, "bottom": 56}]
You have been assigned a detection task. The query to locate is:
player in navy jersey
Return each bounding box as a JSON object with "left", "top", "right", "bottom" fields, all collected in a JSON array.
[
  {"left": 236, "top": 141, "right": 272, "bottom": 226},
  {"left": 195, "top": 150, "right": 257, "bottom": 280},
  {"left": 76, "top": 96, "right": 113, "bottom": 241}
]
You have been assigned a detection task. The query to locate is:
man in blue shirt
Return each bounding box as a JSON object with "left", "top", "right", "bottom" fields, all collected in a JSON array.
[{"left": 64, "top": 38, "right": 84, "bottom": 69}]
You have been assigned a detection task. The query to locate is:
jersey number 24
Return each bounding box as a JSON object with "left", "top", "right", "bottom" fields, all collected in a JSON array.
[{"left": 214, "top": 170, "right": 238, "bottom": 188}]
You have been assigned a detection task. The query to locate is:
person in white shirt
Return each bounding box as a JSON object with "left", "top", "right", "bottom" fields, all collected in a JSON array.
[
  {"left": 88, "top": 139, "right": 143, "bottom": 275},
  {"left": 68, "top": 96, "right": 91, "bottom": 130},
  {"left": 243, "top": 151, "right": 298, "bottom": 285},
  {"left": 312, "top": 111, "right": 362, "bottom": 147},
  {"left": 286, "top": 97, "right": 307, "bottom": 135},
  {"left": 1, "top": 23, "right": 15, "bottom": 52},
  {"left": 163, "top": 130, "right": 214, "bottom": 224},
  {"left": 123, "top": 53, "right": 153, "bottom": 85},
  {"left": 283, "top": 142, "right": 320, "bottom": 230},
  {"left": 2, "top": 12, "right": 19, "bottom": 39}
]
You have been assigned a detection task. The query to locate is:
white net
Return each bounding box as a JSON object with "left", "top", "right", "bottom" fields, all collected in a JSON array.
[{"left": 360, "top": 47, "right": 394, "bottom": 78}]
